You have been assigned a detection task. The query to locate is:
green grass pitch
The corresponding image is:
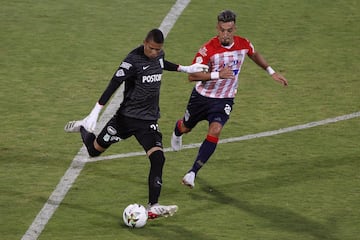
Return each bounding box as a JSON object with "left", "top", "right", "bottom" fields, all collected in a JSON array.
[{"left": 1, "top": 0, "right": 359, "bottom": 239}]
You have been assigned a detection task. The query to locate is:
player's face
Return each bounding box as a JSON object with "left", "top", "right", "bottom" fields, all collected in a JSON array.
[
  {"left": 143, "top": 40, "right": 163, "bottom": 59},
  {"left": 217, "top": 21, "right": 236, "bottom": 46}
]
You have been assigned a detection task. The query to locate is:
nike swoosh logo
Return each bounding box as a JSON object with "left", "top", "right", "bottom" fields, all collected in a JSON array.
[{"left": 143, "top": 65, "right": 150, "bottom": 70}]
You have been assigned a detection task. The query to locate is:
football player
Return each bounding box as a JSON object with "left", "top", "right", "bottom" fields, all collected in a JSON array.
[
  {"left": 65, "top": 28, "right": 208, "bottom": 218},
  {"left": 171, "top": 10, "right": 288, "bottom": 188}
]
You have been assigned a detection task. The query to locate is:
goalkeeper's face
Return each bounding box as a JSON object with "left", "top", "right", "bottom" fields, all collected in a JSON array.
[
  {"left": 144, "top": 40, "right": 163, "bottom": 59},
  {"left": 217, "top": 21, "right": 236, "bottom": 46}
]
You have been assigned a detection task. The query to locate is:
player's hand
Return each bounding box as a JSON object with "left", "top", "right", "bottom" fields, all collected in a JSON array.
[
  {"left": 187, "top": 63, "right": 209, "bottom": 73},
  {"left": 82, "top": 102, "right": 103, "bottom": 132},
  {"left": 64, "top": 103, "right": 103, "bottom": 133},
  {"left": 272, "top": 73, "right": 288, "bottom": 86},
  {"left": 178, "top": 63, "right": 209, "bottom": 73},
  {"left": 219, "top": 67, "right": 235, "bottom": 79}
]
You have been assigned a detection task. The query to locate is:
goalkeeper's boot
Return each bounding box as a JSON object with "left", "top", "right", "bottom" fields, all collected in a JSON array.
[
  {"left": 182, "top": 171, "right": 195, "bottom": 189},
  {"left": 64, "top": 120, "right": 83, "bottom": 133},
  {"left": 147, "top": 204, "right": 178, "bottom": 219},
  {"left": 171, "top": 132, "right": 182, "bottom": 151}
]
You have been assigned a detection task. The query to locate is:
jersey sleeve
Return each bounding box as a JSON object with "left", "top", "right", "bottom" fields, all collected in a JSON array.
[
  {"left": 98, "top": 58, "right": 136, "bottom": 105},
  {"left": 164, "top": 60, "right": 179, "bottom": 71},
  {"left": 192, "top": 44, "right": 211, "bottom": 65},
  {"left": 245, "top": 38, "right": 255, "bottom": 56}
]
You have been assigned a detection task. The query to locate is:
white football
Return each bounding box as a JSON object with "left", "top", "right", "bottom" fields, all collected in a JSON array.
[{"left": 123, "top": 203, "right": 148, "bottom": 228}]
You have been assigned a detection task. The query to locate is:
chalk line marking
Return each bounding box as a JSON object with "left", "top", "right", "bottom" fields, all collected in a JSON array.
[
  {"left": 21, "top": 1, "right": 191, "bottom": 239},
  {"left": 87, "top": 111, "right": 360, "bottom": 163}
]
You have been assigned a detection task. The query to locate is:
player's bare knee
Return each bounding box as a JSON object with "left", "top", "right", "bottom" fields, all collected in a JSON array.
[
  {"left": 87, "top": 140, "right": 105, "bottom": 157},
  {"left": 182, "top": 127, "right": 191, "bottom": 134},
  {"left": 87, "top": 142, "right": 103, "bottom": 157},
  {"left": 94, "top": 140, "right": 106, "bottom": 153},
  {"left": 180, "top": 123, "right": 191, "bottom": 133},
  {"left": 208, "top": 122, "right": 223, "bottom": 137}
]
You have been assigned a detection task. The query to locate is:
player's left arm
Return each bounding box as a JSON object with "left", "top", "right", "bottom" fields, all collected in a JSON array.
[
  {"left": 163, "top": 60, "right": 209, "bottom": 73},
  {"left": 248, "top": 51, "right": 288, "bottom": 86}
]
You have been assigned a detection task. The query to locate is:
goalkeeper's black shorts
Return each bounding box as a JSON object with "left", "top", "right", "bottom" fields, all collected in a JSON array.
[{"left": 96, "top": 114, "right": 163, "bottom": 152}]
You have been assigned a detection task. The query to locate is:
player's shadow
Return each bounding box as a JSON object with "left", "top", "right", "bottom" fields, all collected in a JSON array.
[
  {"left": 187, "top": 177, "right": 339, "bottom": 240},
  {"left": 129, "top": 223, "right": 219, "bottom": 240},
  {"left": 48, "top": 196, "right": 219, "bottom": 240}
]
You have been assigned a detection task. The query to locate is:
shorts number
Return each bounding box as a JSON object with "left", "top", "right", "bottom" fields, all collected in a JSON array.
[{"left": 150, "top": 123, "right": 160, "bottom": 132}]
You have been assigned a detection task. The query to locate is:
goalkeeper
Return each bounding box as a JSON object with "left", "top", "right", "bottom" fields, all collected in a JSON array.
[{"left": 64, "top": 28, "right": 208, "bottom": 219}]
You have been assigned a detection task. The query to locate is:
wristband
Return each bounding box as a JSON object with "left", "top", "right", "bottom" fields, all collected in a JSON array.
[
  {"left": 210, "top": 72, "right": 219, "bottom": 79},
  {"left": 266, "top": 66, "right": 275, "bottom": 75}
]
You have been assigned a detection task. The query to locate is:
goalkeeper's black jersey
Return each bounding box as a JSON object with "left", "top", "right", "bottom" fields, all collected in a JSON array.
[{"left": 98, "top": 45, "right": 178, "bottom": 121}]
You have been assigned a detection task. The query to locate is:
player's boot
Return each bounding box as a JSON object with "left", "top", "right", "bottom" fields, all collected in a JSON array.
[
  {"left": 171, "top": 132, "right": 182, "bottom": 151},
  {"left": 182, "top": 171, "right": 195, "bottom": 188},
  {"left": 64, "top": 120, "right": 84, "bottom": 133},
  {"left": 147, "top": 204, "right": 178, "bottom": 219}
]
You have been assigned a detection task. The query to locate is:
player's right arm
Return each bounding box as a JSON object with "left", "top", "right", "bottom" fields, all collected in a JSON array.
[
  {"left": 187, "top": 43, "right": 234, "bottom": 82},
  {"left": 188, "top": 67, "right": 234, "bottom": 82},
  {"left": 98, "top": 62, "right": 132, "bottom": 105},
  {"left": 64, "top": 60, "right": 135, "bottom": 133},
  {"left": 83, "top": 61, "right": 135, "bottom": 131}
]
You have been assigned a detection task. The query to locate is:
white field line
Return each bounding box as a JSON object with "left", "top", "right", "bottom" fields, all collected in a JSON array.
[
  {"left": 87, "top": 111, "right": 360, "bottom": 163},
  {"left": 21, "top": 1, "right": 191, "bottom": 239}
]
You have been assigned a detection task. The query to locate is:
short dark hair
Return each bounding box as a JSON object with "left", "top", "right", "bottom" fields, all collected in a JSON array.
[
  {"left": 145, "top": 29, "right": 164, "bottom": 44},
  {"left": 217, "top": 10, "right": 236, "bottom": 23}
]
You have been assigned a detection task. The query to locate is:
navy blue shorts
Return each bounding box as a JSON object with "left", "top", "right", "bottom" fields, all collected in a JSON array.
[
  {"left": 96, "top": 114, "right": 163, "bottom": 152},
  {"left": 182, "top": 88, "right": 234, "bottom": 129}
]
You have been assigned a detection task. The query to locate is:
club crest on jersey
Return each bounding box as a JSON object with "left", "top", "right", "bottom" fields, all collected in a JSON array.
[
  {"left": 115, "top": 69, "right": 125, "bottom": 77},
  {"left": 196, "top": 56, "right": 204, "bottom": 64}
]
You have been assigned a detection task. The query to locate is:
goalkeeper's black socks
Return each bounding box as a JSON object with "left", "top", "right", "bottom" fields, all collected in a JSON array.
[
  {"left": 148, "top": 150, "right": 165, "bottom": 204},
  {"left": 80, "top": 126, "right": 102, "bottom": 157}
]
